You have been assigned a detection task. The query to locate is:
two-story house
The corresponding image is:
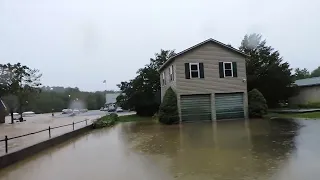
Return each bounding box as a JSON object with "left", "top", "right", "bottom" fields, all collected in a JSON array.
[{"left": 159, "top": 38, "right": 248, "bottom": 122}]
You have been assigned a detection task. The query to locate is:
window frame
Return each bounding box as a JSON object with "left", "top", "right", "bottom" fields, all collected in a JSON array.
[
  {"left": 169, "top": 65, "right": 174, "bottom": 81},
  {"left": 189, "top": 63, "right": 200, "bottom": 78},
  {"left": 223, "top": 62, "right": 233, "bottom": 77},
  {"left": 162, "top": 72, "right": 166, "bottom": 85}
]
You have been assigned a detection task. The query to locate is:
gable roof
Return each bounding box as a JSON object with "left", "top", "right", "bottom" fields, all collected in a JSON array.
[
  {"left": 158, "top": 38, "right": 249, "bottom": 72},
  {"left": 295, "top": 77, "right": 320, "bottom": 87}
]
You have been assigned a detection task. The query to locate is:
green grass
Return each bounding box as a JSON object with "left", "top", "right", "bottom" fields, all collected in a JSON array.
[
  {"left": 265, "top": 112, "right": 320, "bottom": 119},
  {"left": 118, "top": 114, "right": 152, "bottom": 122}
]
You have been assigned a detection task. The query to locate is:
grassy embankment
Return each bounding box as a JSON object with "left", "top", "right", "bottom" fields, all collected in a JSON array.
[
  {"left": 92, "top": 114, "right": 153, "bottom": 128},
  {"left": 118, "top": 114, "right": 152, "bottom": 122},
  {"left": 265, "top": 112, "right": 320, "bottom": 119}
]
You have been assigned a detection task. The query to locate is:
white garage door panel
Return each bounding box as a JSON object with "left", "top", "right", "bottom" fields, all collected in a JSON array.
[
  {"left": 181, "top": 94, "right": 211, "bottom": 122},
  {"left": 215, "top": 93, "right": 244, "bottom": 120}
]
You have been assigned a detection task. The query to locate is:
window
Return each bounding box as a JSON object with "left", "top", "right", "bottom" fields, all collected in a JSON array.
[
  {"left": 223, "top": 62, "right": 233, "bottom": 77},
  {"left": 185, "top": 62, "right": 204, "bottom": 79},
  {"left": 162, "top": 72, "right": 166, "bottom": 85},
  {"left": 169, "top": 65, "right": 174, "bottom": 81},
  {"left": 190, "top": 63, "right": 200, "bottom": 78}
]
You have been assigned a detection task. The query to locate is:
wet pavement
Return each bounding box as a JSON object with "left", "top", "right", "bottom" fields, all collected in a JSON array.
[
  {"left": 0, "top": 119, "right": 320, "bottom": 180},
  {"left": 0, "top": 111, "right": 134, "bottom": 155}
]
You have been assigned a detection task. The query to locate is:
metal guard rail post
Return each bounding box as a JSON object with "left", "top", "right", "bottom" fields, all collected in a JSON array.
[{"left": 1, "top": 119, "right": 90, "bottom": 154}]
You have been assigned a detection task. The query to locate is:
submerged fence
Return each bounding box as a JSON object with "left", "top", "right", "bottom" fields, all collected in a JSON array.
[{"left": 0, "top": 119, "right": 91, "bottom": 154}]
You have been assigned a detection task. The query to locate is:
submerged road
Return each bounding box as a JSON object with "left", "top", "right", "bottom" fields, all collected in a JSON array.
[
  {"left": 0, "top": 111, "right": 134, "bottom": 155},
  {"left": 1, "top": 119, "right": 320, "bottom": 180}
]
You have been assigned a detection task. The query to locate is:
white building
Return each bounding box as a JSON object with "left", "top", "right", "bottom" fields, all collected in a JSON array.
[{"left": 105, "top": 92, "right": 121, "bottom": 110}]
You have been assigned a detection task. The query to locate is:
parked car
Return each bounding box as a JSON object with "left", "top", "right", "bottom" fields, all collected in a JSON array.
[
  {"left": 22, "top": 111, "right": 35, "bottom": 117},
  {"left": 108, "top": 108, "right": 116, "bottom": 112},
  {"left": 62, "top": 109, "right": 73, "bottom": 114},
  {"left": 116, "top": 107, "right": 123, "bottom": 112},
  {"left": 80, "top": 109, "right": 88, "bottom": 113},
  {"left": 100, "top": 107, "right": 109, "bottom": 111},
  {"left": 73, "top": 109, "right": 80, "bottom": 114}
]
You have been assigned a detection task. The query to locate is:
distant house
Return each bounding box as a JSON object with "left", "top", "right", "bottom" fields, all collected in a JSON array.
[
  {"left": 289, "top": 77, "right": 320, "bottom": 105},
  {"left": 159, "top": 38, "right": 249, "bottom": 122}
]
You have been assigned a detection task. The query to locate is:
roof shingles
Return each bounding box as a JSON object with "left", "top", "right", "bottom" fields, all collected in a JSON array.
[
  {"left": 295, "top": 77, "right": 320, "bottom": 87},
  {"left": 158, "top": 38, "right": 248, "bottom": 72}
]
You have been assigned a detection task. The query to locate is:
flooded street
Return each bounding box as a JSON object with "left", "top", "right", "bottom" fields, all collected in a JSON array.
[
  {"left": 0, "top": 111, "right": 134, "bottom": 155},
  {"left": 0, "top": 119, "right": 320, "bottom": 180}
]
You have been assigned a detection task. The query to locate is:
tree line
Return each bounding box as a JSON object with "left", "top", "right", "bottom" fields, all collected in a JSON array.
[
  {"left": 0, "top": 63, "right": 107, "bottom": 122},
  {"left": 117, "top": 50, "right": 175, "bottom": 116},
  {"left": 294, "top": 67, "right": 320, "bottom": 80},
  {"left": 118, "top": 33, "right": 311, "bottom": 116},
  {"left": 2, "top": 87, "right": 107, "bottom": 114}
]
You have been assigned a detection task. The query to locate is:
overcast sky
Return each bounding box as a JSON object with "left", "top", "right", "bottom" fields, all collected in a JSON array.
[{"left": 0, "top": 0, "right": 319, "bottom": 91}]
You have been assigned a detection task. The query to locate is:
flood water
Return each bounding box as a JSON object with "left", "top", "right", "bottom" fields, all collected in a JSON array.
[{"left": 0, "top": 119, "right": 320, "bottom": 180}]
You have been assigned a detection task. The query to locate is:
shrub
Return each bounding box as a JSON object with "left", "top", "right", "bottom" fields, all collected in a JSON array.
[
  {"left": 158, "top": 87, "right": 179, "bottom": 125},
  {"left": 109, "top": 113, "right": 119, "bottom": 121},
  {"left": 248, "top": 89, "right": 268, "bottom": 118},
  {"left": 92, "top": 113, "right": 119, "bottom": 129},
  {"left": 152, "top": 112, "right": 159, "bottom": 121},
  {"left": 135, "top": 103, "right": 159, "bottom": 116}
]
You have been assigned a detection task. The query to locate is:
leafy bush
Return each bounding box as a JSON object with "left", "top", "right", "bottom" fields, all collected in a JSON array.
[
  {"left": 92, "top": 113, "right": 119, "bottom": 129},
  {"left": 109, "top": 113, "right": 119, "bottom": 121},
  {"left": 135, "top": 103, "right": 159, "bottom": 116},
  {"left": 248, "top": 89, "right": 268, "bottom": 118},
  {"left": 158, "top": 87, "right": 179, "bottom": 125}
]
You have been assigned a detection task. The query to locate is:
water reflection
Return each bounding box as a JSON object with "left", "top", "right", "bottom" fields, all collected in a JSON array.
[{"left": 120, "top": 119, "right": 301, "bottom": 180}]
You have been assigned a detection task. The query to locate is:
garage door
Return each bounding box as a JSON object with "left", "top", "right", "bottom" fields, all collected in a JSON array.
[
  {"left": 180, "top": 94, "right": 211, "bottom": 122},
  {"left": 215, "top": 93, "right": 244, "bottom": 120}
]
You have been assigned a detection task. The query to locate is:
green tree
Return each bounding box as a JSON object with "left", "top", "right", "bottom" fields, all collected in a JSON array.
[
  {"left": 294, "top": 68, "right": 310, "bottom": 80},
  {"left": 239, "top": 34, "right": 296, "bottom": 107},
  {"left": 2, "top": 65, "right": 109, "bottom": 116},
  {"left": 0, "top": 63, "right": 42, "bottom": 122},
  {"left": 118, "top": 49, "right": 175, "bottom": 116},
  {"left": 14, "top": 68, "right": 42, "bottom": 121},
  {"left": 310, "top": 66, "right": 320, "bottom": 78},
  {"left": 248, "top": 89, "right": 268, "bottom": 118},
  {"left": 158, "top": 87, "right": 179, "bottom": 124},
  {"left": 116, "top": 94, "right": 129, "bottom": 110}
]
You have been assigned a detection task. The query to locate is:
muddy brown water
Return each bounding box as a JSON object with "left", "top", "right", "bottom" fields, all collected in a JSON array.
[{"left": 0, "top": 119, "right": 319, "bottom": 180}]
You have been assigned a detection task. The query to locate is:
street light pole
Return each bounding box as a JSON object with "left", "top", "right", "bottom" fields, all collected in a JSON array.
[
  {"left": 68, "top": 94, "right": 71, "bottom": 110},
  {"left": 50, "top": 88, "right": 54, "bottom": 117},
  {"left": 103, "top": 80, "right": 107, "bottom": 109}
]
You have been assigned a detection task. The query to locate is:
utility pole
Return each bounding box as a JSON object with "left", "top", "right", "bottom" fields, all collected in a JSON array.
[{"left": 103, "top": 80, "right": 107, "bottom": 109}]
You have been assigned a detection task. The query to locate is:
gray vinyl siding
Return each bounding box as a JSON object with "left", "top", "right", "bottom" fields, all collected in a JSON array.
[
  {"left": 174, "top": 42, "right": 248, "bottom": 120},
  {"left": 289, "top": 86, "right": 320, "bottom": 105},
  {"left": 160, "top": 64, "right": 177, "bottom": 101},
  {"left": 175, "top": 43, "right": 247, "bottom": 94}
]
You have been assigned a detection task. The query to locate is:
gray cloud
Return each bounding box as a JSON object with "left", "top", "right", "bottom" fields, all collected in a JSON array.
[{"left": 0, "top": 0, "right": 319, "bottom": 91}]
